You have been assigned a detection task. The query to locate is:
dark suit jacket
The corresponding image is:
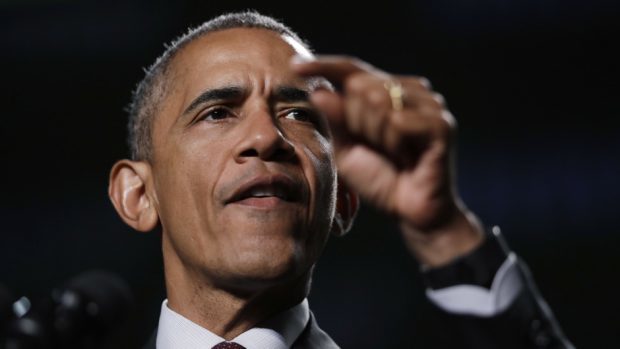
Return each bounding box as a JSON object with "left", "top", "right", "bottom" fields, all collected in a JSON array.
[
  {"left": 416, "top": 230, "right": 574, "bottom": 349},
  {"left": 143, "top": 274, "right": 572, "bottom": 349},
  {"left": 419, "top": 260, "right": 574, "bottom": 349},
  {"left": 143, "top": 232, "right": 573, "bottom": 349}
]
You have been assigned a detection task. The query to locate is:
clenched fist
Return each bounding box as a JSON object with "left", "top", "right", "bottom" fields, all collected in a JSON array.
[{"left": 292, "top": 56, "right": 484, "bottom": 267}]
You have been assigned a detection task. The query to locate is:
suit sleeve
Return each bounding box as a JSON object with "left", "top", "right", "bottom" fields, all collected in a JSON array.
[{"left": 421, "top": 227, "right": 575, "bottom": 349}]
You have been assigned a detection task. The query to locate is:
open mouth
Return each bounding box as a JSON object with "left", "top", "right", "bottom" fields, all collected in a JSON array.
[{"left": 224, "top": 173, "right": 303, "bottom": 207}]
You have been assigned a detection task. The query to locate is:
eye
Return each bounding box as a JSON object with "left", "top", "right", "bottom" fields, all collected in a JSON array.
[
  {"left": 200, "top": 107, "right": 234, "bottom": 121},
  {"left": 282, "top": 108, "right": 315, "bottom": 123}
]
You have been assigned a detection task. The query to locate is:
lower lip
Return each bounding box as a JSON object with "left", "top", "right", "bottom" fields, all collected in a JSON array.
[{"left": 232, "top": 197, "right": 288, "bottom": 208}]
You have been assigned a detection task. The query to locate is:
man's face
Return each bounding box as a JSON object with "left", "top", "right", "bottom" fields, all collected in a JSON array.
[{"left": 148, "top": 28, "right": 337, "bottom": 290}]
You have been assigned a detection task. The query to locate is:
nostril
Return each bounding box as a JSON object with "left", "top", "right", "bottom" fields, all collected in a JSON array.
[
  {"left": 239, "top": 147, "right": 294, "bottom": 161},
  {"left": 240, "top": 149, "right": 259, "bottom": 157},
  {"left": 272, "top": 146, "right": 295, "bottom": 161}
]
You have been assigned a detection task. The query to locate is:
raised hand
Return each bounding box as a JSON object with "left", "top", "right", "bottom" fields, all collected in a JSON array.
[{"left": 292, "top": 56, "right": 484, "bottom": 266}]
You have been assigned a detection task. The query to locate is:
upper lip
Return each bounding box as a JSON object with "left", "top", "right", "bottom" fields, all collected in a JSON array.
[{"left": 224, "top": 173, "right": 304, "bottom": 204}]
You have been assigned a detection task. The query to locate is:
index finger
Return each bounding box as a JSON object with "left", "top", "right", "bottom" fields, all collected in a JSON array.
[{"left": 290, "top": 55, "right": 382, "bottom": 85}]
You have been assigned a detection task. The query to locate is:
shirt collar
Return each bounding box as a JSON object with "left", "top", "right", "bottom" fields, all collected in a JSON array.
[{"left": 156, "top": 298, "right": 310, "bottom": 349}]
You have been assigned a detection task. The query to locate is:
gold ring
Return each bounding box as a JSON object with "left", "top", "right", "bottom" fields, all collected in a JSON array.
[{"left": 384, "top": 80, "right": 404, "bottom": 111}]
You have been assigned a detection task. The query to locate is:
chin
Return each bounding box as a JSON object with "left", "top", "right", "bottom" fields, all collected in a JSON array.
[{"left": 221, "top": 241, "right": 309, "bottom": 291}]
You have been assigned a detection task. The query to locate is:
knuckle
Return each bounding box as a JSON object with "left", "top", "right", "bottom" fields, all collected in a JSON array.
[
  {"left": 400, "top": 76, "right": 420, "bottom": 90},
  {"left": 389, "top": 110, "right": 411, "bottom": 129},
  {"left": 367, "top": 87, "right": 389, "bottom": 108},
  {"left": 344, "top": 72, "right": 370, "bottom": 93}
]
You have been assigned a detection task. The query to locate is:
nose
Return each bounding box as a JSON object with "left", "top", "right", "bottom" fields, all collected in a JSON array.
[{"left": 233, "top": 108, "right": 296, "bottom": 163}]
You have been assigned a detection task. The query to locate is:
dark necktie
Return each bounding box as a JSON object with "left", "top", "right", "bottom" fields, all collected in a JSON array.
[{"left": 211, "top": 341, "right": 246, "bottom": 349}]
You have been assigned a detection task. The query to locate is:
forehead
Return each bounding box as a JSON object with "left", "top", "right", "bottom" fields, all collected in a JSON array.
[
  {"left": 149, "top": 28, "right": 318, "bottom": 155},
  {"left": 169, "top": 28, "right": 312, "bottom": 89}
]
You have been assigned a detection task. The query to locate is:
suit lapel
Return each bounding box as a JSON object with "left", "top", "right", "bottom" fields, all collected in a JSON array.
[
  {"left": 291, "top": 312, "right": 340, "bottom": 349},
  {"left": 143, "top": 328, "right": 157, "bottom": 349}
]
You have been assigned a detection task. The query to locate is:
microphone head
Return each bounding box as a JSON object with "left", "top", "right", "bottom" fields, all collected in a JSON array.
[{"left": 52, "top": 270, "right": 133, "bottom": 339}]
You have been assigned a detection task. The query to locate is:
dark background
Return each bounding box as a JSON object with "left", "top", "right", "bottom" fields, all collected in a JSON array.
[{"left": 1, "top": 0, "right": 619, "bottom": 347}]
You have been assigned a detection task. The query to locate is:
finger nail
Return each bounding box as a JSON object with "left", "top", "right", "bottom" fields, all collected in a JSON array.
[{"left": 290, "top": 53, "right": 314, "bottom": 65}]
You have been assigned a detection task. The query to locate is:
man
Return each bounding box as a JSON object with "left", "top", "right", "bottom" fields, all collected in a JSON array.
[{"left": 108, "top": 11, "right": 573, "bottom": 349}]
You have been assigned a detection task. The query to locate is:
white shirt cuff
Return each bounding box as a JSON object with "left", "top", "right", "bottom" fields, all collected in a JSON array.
[{"left": 425, "top": 253, "right": 523, "bottom": 317}]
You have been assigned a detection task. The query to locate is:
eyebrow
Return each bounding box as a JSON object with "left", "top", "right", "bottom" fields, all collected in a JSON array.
[
  {"left": 272, "top": 86, "right": 310, "bottom": 103},
  {"left": 182, "top": 85, "right": 313, "bottom": 118},
  {"left": 182, "top": 86, "right": 246, "bottom": 116}
]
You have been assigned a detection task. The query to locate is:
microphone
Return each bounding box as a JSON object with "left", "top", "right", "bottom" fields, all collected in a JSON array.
[{"left": 3, "top": 271, "right": 133, "bottom": 349}]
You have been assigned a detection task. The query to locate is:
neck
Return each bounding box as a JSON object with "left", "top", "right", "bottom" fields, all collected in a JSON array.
[{"left": 163, "top": 249, "right": 312, "bottom": 340}]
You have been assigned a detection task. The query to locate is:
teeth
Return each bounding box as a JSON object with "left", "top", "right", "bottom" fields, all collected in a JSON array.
[{"left": 248, "top": 186, "right": 287, "bottom": 199}]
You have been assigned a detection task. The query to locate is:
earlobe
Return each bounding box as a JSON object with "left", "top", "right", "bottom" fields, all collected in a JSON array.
[
  {"left": 108, "top": 160, "right": 159, "bottom": 232},
  {"left": 331, "top": 179, "right": 359, "bottom": 237}
]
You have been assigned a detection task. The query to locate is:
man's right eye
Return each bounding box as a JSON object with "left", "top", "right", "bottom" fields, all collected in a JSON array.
[{"left": 201, "top": 107, "right": 232, "bottom": 121}]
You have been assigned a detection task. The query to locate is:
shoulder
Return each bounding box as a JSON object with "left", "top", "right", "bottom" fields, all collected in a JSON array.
[{"left": 292, "top": 311, "right": 340, "bottom": 349}]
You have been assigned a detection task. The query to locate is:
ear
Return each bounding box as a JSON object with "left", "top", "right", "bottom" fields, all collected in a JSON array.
[
  {"left": 108, "top": 159, "right": 159, "bottom": 232},
  {"left": 331, "top": 179, "right": 359, "bottom": 237}
]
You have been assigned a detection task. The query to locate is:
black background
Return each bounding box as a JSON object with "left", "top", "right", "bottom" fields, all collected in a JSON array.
[{"left": 1, "top": 0, "right": 619, "bottom": 347}]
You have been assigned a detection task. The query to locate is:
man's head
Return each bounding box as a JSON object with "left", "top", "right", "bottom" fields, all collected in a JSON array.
[
  {"left": 108, "top": 12, "right": 357, "bottom": 297},
  {"left": 127, "top": 11, "right": 310, "bottom": 162}
]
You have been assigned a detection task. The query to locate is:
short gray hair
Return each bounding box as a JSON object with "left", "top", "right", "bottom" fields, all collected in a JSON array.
[{"left": 127, "top": 11, "right": 310, "bottom": 160}]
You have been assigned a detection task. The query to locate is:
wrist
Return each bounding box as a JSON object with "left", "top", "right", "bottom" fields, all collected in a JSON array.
[
  {"left": 422, "top": 226, "right": 510, "bottom": 289},
  {"left": 400, "top": 206, "right": 485, "bottom": 267}
]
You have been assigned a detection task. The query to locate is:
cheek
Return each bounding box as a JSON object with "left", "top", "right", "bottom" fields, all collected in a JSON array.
[
  {"left": 300, "top": 131, "right": 337, "bottom": 223},
  {"left": 154, "top": 136, "right": 240, "bottom": 274},
  {"left": 154, "top": 136, "right": 229, "bottom": 243}
]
